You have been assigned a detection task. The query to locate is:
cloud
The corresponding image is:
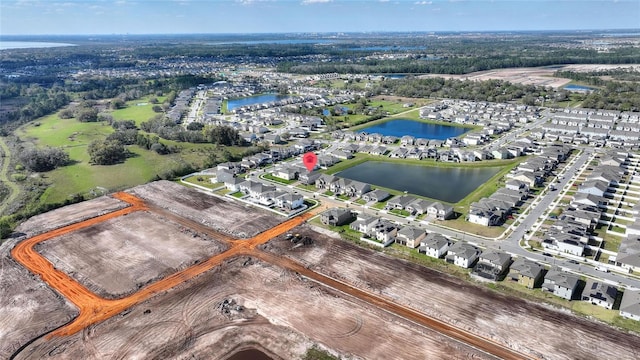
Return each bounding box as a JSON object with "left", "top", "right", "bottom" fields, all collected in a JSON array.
[
  {"left": 379, "top": 0, "right": 390, "bottom": 2},
  {"left": 302, "top": 0, "right": 332, "bottom": 4},
  {"left": 415, "top": 1, "right": 432, "bottom": 4},
  {"left": 236, "top": 0, "right": 272, "bottom": 5}
]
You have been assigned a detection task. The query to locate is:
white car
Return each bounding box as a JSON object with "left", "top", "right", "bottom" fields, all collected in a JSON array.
[{"left": 595, "top": 266, "right": 610, "bottom": 273}]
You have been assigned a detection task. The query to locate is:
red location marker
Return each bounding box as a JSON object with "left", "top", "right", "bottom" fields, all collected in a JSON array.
[{"left": 303, "top": 152, "right": 317, "bottom": 172}]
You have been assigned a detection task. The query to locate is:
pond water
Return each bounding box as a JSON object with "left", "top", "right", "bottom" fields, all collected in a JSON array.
[
  {"left": 358, "top": 119, "right": 470, "bottom": 140},
  {"left": 337, "top": 161, "right": 501, "bottom": 203},
  {"left": 563, "top": 84, "right": 595, "bottom": 92},
  {"left": 0, "top": 41, "right": 76, "bottom": 50},
  {"left": 212, "top": 39, "right": 335, "bottom": 45},
  {"left": 226, "top": 349, "right": 272, "bottom": 360},
  {"left": 227, "top": 93, "right": 290, "bottom": 111}
]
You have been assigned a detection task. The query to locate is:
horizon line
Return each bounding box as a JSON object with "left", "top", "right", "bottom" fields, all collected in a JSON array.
[{"left": 2, "top": 28, "right": 640, "bottom": 38}]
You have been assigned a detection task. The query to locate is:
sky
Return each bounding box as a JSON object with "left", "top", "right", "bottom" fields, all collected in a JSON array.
[{"left": 1, "top": 0, "right": 639, "bottom": 36}]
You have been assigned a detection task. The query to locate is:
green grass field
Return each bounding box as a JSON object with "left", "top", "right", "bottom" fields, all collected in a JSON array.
[
  {"left": 111, "top": 96, "right": 167, "bottom": 126},
  {"left": 15, "top": 99, "right": 229, "bottom": 205}
]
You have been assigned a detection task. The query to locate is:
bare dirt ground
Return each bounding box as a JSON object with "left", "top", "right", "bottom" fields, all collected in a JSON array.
[
  {"left": 16, "top": 257, "right": 492, "bottom": 360},
  {"left": 419, "top": 64, "right": 640, "bottom": 89},
  {"left": 34, "top": 211, "right": 228, "bottom": 299},
  {"left": 420, "top": 67, "right": 571, "bottom": 88},
  {"left": 14, "top": 196, "right": 127, "bottom": 237},
  {"left": 128, "top": 181, "right": 283, "bottom": 238},
  {"left": 0, "top": 244, "right": 78, "bottom": 360},
  {"left": 1, "top": 196, "right": 133, "bottom": 359},
  {"left": 261, "top": 224, "right": 640, "bottom": 360}
]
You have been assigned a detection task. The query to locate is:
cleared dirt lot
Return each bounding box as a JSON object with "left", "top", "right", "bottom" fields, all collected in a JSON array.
[
  {"left": 35, "top": 211, "right": 228, "bottom": 299},
  {"left": 128, "top": 181, "right": 284, "bottom": 238},
  {"left": 0, "top": 243, "right": 78, "bottom": 359},
  {"left": 1, "top": 195, "right": 135, "bottom": 359},
  {"left": 16, "top": 257, "right": 491, "bottom": 360},
  {"left": 14, "top": 196, "right": 127, "bottom": 238},
  {"left": 261, "top": 225, "right": 640, "bottom": 360}
]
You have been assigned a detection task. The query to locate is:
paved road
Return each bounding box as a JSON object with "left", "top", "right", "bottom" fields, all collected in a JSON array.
[{"left": 250, "top": 146, "right": 640, "bottom": 290}]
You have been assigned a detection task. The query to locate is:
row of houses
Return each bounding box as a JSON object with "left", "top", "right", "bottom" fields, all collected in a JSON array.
[
  {"left": 320, "top": 208, "right": 638, "bottom": 315},
  {"left": 468, "top": 144, "right": 574, "bottom": 227},
  {"left": 419, "top": 100, "right": 541, "bottom": 126},
  {"left": 328, "top": 137, "right": 536, "bottom": 163},
  {"left": 542, "top": 152, "right": 631, "bottom": 257},
  {"left": 223, "top": 179, "right": 304, "bottom": 211}
]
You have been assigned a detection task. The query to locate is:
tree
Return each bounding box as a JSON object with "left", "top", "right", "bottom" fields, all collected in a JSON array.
[
  {"left": 0, "top": 217, "right": 13, "bottom": 239},
  {"left": 77, "top": 108, "right": 98, "bottom": 122},
  {"left": 88, "top": 139, "right": 127, "bottom": 165},
  {"left": 205, "top": 125, "right": 244, "bottom": 146},
  {"left": 150, "top": 142, "right": 170, "bottom": 154},
  {"left": 59, "top": 108, "right": 74, "bottom": 119},
  {"left": 186, "top": 122, "right": 204, "bottom": 131},
  {"left": 152, "top": 105, "right": 163, "bottom": 113},
  {"left": 106, "top": 129, "right": 138, "bottom": 145},
  {"left": 18, "top": 147, "right": 70, "bottom": 172},
  {"left": 110, "top": 98, "right": 126, "bottom": 109}
]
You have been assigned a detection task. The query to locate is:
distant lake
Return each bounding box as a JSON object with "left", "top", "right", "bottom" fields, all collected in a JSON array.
[
  {"left": 375, "top": 74, "right": 406, "bottom": 79},
  {"left": 359, "top": 119, "right": 470, "bottom": 140},
  {"left": 349, "top": 46, "right": 421, "bottom": 51},
  {"left": 563, "top": 84, "right": 595, "bottom": 92},
  {"left": 0, "top": 41, "right": 76, "bottom": 50},
  {"left": 227, "top": 93, "right": 291, "bottom": 111},
  {"left": 211, "top": 39, "right": 335, "bottom": 45},
  {"left": 337, "top": 161, "right": 500, "bottom": 203}
]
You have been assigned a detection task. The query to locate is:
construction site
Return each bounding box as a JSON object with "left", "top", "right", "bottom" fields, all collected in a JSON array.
[{"left": 1, "top": 180, "right": 639, "bottom": 359}]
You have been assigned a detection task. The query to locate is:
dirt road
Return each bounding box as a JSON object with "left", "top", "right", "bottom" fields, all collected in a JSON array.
[
  {"left": 250, "top": 251, "right": 531, "bottom": 360},
  {"left": 11, "top": 192, "right": 533, "bottom": 359}
]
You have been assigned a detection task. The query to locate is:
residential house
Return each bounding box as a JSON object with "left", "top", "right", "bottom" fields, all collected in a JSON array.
[
  {"left": 385, "top": 195, "right": 417, "bottom": 210},
  {"left": 275, "top": 193, "right": 304, "bottom": 210},
  {"left": 273, "top": 167, "right": 298, "bottom": 181},
  {"left": 510, "top": 171, "right": 541, "bottom": 188},
  {"left": 239, "top": 180, "right": 277, "bottom": 199},
  {"left": 350, "top": 213, "right": 380, "bottom": 234},
  {"left": 427, "top": 202, "right": 454, "bottom": 220},
  {"left": 401, "top": 135, "right": 415, "bottom": 146},
  {"left": 571, "top": 192, "right": 608, "bottom": 208},
  {"left": 361, "top": 189, "right": 391, "bottom": 203},
  {"left": 506, "top": 179, "right": 529, "bottom": 192},
  {"left": 472, "top": 250, "right": 512, "bottom": 281},
  {"left": 321, "top": 208, "right": 354, "bottom": 226},
  {"left": 614, "top": 235, "right": 640, "bottom": 273},
  {"left": 419, "top": 233, "right": 450, "bottom": 259},
  {"left": 542, "top": 234, "right": 585, "bottom": 257},
  {"left": 582, "top": 280, "right": 618, "bottom": 310},
  {"left": 372, "top": 219, "right": 399, "bottom": 243},
  {"left": 445, "top": 242, "right": 482, "bottom": 268},
  {"left": 406, "top": 199, "right": 431, "bottom": 216},
  {"left": 216, "top": 168, "right": 236, "bottom": 184},
  {"left": 345, "top": 181, "right": 372, "bottom": 198},
  {"left": 619, "top": 290, "right": 640, "bottom": 321},
  {"left": 543, "top": 267, "right": 581, "bottom": 300},
  {"left": 370, "top": 146, "right": 387, "bottom": 156},
  {"left": 332, "top": 150, "right": 353, "bottom": 160},
  {"left": 395, "top": 226, "right": 426, "bottom": 248},
  {"left": 316, "top": 174, "right": 338, "bottom": 190},
  {"left": 508, "top": 258, "right": 545, "bottom": 289},
  {"left": 224, "top": 177, "right": 245, "bottom": 193},
  {"left": 577, "top": 180, "right": 609, "bottom": 197},
  {"left": 298, "top": 171, "right": 322, "bottom": 185},
  {"left": 263, "top": 133, "right": 282, "bottom": 145},
  {"left": 389, "top": 147, "right": 409, "bottom": 158}
]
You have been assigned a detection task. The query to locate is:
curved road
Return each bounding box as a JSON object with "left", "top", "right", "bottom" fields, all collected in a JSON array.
[{"left": 11, "top": 192, "right": 532, "bottom": 359}]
